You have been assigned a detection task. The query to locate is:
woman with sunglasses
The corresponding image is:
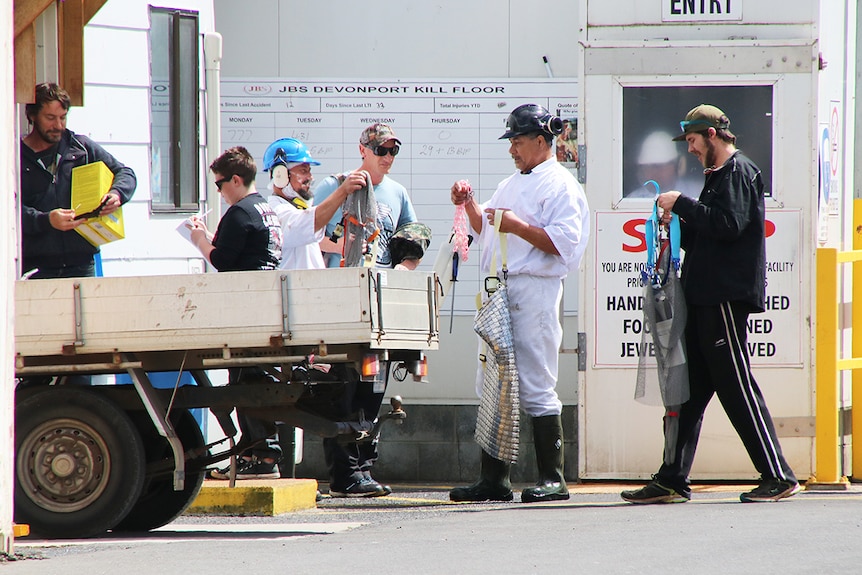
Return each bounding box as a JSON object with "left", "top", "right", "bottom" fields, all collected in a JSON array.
[{"left": 189, "top": 146, "right": 286, "bottom": 480}]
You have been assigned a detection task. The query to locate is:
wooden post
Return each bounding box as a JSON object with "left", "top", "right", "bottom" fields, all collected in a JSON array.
[{"left": 58, "top": 0, "right": 84, "bottom": 105}]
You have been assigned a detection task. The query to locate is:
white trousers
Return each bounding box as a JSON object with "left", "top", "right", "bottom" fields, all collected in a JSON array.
[{"left": 475, "top": 274, "right": 564, "bottom": 417}]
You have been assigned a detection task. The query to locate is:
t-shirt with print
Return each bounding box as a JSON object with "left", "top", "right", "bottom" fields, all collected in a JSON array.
[
  {"left": 314, "top": 174, "right": 417, "bottom": 267},
  {"left": 210, "top": 192, "right": 283, "bottom": 272}
]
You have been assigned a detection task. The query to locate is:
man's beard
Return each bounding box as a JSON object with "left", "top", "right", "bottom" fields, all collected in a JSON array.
[
  {"left": 35, "top": 124, "right": 62, "bottom": 145},
  {"left": 703, "top": 138, "right": 717, "bottom": 169},
  {"left": 294, "top": 177, "right": 314, "bottom": 200}
]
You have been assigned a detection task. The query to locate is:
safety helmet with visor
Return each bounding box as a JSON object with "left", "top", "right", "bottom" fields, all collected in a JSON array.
[{"left": 499, "top": 104, "right": 565, "bottom": 140}]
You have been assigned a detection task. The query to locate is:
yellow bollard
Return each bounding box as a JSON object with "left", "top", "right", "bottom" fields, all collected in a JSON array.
[
  {"left": 809, "top": 247, "right": 848, "bottom": 488},
  {"left": 853, "top": 199, "right": 862, "bottom": 481}
]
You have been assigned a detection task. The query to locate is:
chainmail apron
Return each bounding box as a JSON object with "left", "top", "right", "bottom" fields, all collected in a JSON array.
[{"left": 472, "top": 211, "right": 519, "bottom": 463}]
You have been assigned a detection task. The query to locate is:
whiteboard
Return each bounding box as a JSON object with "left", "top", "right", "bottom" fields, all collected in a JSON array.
[{"left": 220, "top": 78, "right": 579, "bottom": 314}]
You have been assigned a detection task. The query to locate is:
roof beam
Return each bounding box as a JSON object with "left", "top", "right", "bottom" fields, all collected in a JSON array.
[{"left": 14, "top": 0, "right": 53, "bottom": 39}]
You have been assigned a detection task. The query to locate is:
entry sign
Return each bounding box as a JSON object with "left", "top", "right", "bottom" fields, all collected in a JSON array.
[
  {"left": 662, "top": 0, "right": 743, "bottom": 21},
  {"left": 593, "top": 210, "right": 801, "bottom": 368}
]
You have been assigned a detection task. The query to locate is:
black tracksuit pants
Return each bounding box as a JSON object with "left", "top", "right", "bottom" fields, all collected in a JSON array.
[
  {"left": 322, "top": 379, "right": 385, "bottom": 489},
  {"left": 656, "top": 301, "right": 796, "bottom": 495},
  {"left": 321, "top": 362, "right": 389, "bottom": 490}
]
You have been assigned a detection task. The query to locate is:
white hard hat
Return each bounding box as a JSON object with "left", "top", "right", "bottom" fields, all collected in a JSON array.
[{"left": 637, "top": 131, "right": 679, "bottom": 165}]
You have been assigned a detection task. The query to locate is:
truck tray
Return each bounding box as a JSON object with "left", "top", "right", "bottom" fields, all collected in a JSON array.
[{"left": 15, "top": 268, "right": 439, "bottom": 373}]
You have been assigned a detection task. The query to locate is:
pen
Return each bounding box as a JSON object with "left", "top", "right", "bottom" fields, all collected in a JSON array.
[
  {"left": 188, "top": 209, "right": 213, "bottom": 222},
  {"left": 184, "top": 209, "right": 213, "bottom": 230},
  {"left": 543, "top": 56, "right": 554, "bottom": 79}
]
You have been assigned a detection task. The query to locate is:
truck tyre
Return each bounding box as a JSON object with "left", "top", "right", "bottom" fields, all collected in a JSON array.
[
  {"left": 113, "top": 408, "right": 206, "bottom": 532},
  {"left": 15, "top": 387, "right": 146, "bottom": 538}
]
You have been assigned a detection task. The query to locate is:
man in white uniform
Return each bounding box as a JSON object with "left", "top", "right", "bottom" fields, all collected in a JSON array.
[
  {"left": 448, "top": 104, "right": 590, "bottom": 503},
  {"left": 263, "top": 137, "right": 365, "bottom": 270}
]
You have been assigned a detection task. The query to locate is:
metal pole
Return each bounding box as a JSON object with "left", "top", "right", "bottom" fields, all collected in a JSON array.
[{"left": 203, "top": 32, "right": 223, "bottom": 272}]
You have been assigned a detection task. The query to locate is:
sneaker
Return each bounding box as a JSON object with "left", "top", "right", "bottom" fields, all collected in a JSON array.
[
  {"left": 363, "top": 472, "right": 392, "bottom": 496},
  {"left": 209, "top": 456, "right": 281, "bottom": 480},
  {"left": 330, "top": 476, "right": 389, "bottom": 498},
  {"left": 739, "top": 479, "right": 800, "bottom": 502},
  {"left": 621, "top": 480, "right": 690, "bottom": 504}
]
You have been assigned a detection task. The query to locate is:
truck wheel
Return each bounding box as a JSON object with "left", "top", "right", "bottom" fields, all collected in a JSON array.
[
  {"left": 15, "top": 387, "right": 146, "bottom": 538},
  {"left": 113, "top": 408, "right": 206, "bottom": 532}
]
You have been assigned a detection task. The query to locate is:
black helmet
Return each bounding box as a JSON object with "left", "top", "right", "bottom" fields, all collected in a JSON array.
[{"left": 499, "top": 104, "right": 564, "bottom": 140}]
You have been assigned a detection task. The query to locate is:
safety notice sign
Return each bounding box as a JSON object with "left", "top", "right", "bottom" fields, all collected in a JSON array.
[{"left": 593, "top": 209, "right": 802, "bottom": 368}]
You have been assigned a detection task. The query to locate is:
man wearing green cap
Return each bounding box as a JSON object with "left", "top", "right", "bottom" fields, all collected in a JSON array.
[
  {"left": 313, "top": 123, "right": 427, "bottom": 497},
  {"left": 316, "top": 123, "right": 424, "bottom": 270},
  {"left": 621, "top": 104, "right": 799, "bottom": 505}
]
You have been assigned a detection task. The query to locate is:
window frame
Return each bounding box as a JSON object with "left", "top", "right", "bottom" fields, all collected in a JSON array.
[{"left": 149, "top": 7, "right": 201, "bottom": 213}]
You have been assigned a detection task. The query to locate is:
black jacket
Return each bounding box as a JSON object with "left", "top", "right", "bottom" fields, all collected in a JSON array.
[
  {"left": 671, "top": 151, "right": 766, "bottom": 312},
  {"left": 20, "top": 129, "right": 137, "bottom": 272}
]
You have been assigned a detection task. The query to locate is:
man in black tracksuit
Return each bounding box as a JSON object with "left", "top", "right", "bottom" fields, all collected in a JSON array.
[
  {"left": 20, "top": 83, "right": 136, "bottom": 279},
  {"left": 621, "top": 104, "right": 799, "bottom": 504}
]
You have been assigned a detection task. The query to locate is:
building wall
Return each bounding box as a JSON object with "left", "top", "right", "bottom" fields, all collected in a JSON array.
[
  {"left": 213, "top": 0, "right": 580, "bottom": 79},
  {"left": 78, "top": 0, "right": 217, "bottom": 278}
]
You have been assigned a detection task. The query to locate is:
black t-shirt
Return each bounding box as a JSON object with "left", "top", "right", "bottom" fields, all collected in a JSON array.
[
  {"left": 210, "top": 193, "right": 282, "bottom": 272},
  {"left": 36, "top": 145, "right": 59, "bottom": 175}
]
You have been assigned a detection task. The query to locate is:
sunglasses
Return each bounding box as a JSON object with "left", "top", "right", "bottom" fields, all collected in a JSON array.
[
  {"left": 371, "top": 145, "right": 400, "bottom": 157},
  {"left": 679, "top": 119, "right": 725, "bottom": 132},
  {"left": 214, "top": 176, "right": 232, "bottom": 190}
]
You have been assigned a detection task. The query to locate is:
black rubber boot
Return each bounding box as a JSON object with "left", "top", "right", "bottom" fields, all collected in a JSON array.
[
  {"left": 449, "top": 450, "right": 513, "bottom": 502},
  {"left": 521, "top": 414, "right": 570, "bottom": 503}
]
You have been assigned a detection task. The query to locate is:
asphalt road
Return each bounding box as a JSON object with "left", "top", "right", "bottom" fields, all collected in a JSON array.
[{"left": 6, "top": 483, "right": 862, "bottom": 575}]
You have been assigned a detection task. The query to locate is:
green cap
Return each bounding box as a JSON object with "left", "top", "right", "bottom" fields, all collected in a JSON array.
[
  {"left": 673, "top": 104, "right": 731, "bottom": 141},
  {"left": 360, "top": 123, "right": 401, "bottom": 148}
]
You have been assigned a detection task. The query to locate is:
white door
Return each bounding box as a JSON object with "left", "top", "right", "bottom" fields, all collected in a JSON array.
[{"left": 578, "top": 43, "right": 818, "bottom": 480}]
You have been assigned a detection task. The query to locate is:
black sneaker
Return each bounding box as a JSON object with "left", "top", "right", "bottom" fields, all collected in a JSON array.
[
  {"left": 621, "top": 480, "right": 690, "bottom": 504},
  {"left": 209, "top": 456, "right": 281, "bottom": 480},
  {"left": 363, "top": 472, "right": 392, "bottom": 496},
  {"left": 739, "top": 479, "right": 800, "bottom": 502},
  {"left": 330, "top": 477, "right": 389, "bottom": 498}
]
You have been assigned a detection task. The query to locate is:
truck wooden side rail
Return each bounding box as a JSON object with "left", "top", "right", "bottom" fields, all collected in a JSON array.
[{"left": 14, "top": 268, "right": 439, "bottom": 538}]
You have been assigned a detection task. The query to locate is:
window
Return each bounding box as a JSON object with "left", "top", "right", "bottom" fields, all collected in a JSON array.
[
  {"left": 622, "top": 86, "right": 773, "bottom": 199},
  {"left": 149, "top": 8, "right": 200, "bottom": 212}
]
